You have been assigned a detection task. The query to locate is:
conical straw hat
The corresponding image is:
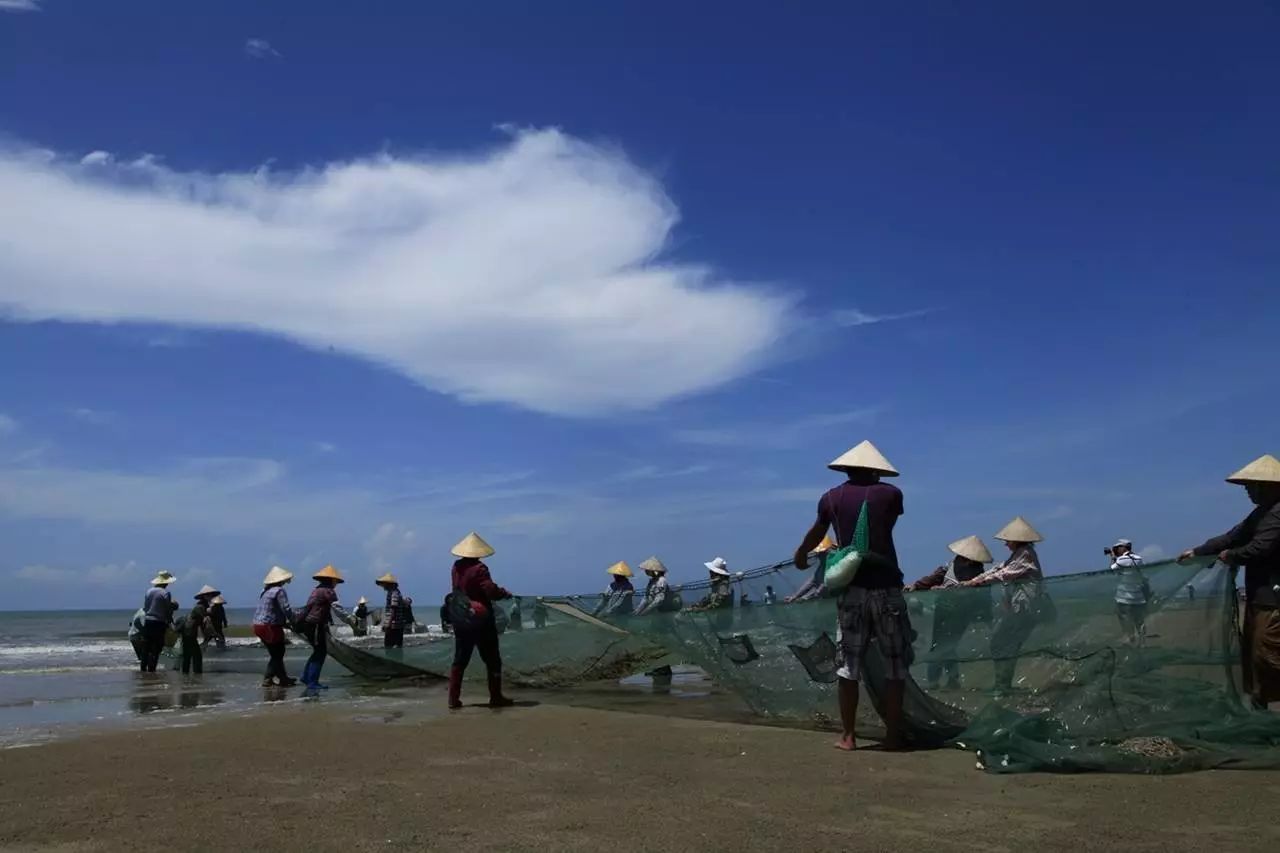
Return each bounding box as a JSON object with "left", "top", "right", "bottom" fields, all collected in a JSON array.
[
  {"left": 375, "top": 573, "right": 398, "bottom": 586},
  {"left": 827, "top": 440, "right": 899, "bottom": 476},
  {"left": 262, "top": 566, "right": 293, "bottom": 586},
  {"left": 312, "top": 565, "right": 345, "bottom": 583},
  {"left": 194, "top": 584, "right": 220, "bottom": 599},
  {"left": 947, "top": 535, "right": 994, "bottom": 564},
  {"left": 1226, "top": 454, "right": 1280, "bottom": 485},
  {"left": 452, "top": 532, "right": 495, "bottom": 559},
  {"left": 606, "top": 561, "right": 633, "bottom": 578},
  {"left": 210, "top": 595, "right": 225, "bottom": 606},
  {"left": 638, "top": 556, "right": 668, "bottom": 574},
  {"left": 357, "top": 596, "right": 367, "bottom": 605},
  {"left": 995, "top": 516, "right": 1043, "bottom": 543},
  {"left": 809, "top": 534, "right": 837, "bottom": 555},
  {"left": 150, "top": 570, "right": 176, "bottom": 586}
]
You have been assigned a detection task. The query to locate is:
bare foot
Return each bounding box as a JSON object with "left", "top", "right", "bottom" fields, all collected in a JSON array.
[{"left": 833, "top": 735, "right": 856, "bottom": 751}]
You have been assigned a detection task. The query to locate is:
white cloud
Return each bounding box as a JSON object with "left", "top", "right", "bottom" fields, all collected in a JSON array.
[
  {"left": 615, "top": 463, "right": 712, "bottom": 481},
  {"left": 244, "top": 38, "right": 282, "bottom": 60},
  {"left": 0, "top": 414, "right": 17, "bottom": 435},
  {"left": 312, "top": 441, "right": 337, "bottom": 454},
  {"left": 70, "top": 407, "right": 117, "bottom": 426},
  {"left": 0, "top": 0, "right": 41, "bottom": 13},
  {"left": 16, "top": 560, "right": 142, "bottom": 586},
  {"left": 0, "top": 130, "right": 790, "bottom": 416},
  {"left": 364, "top": 522, "right": 420, "bottom": 572},
  {"left": 672, "top": 406, "right": 884, "bottom": 450},
  {"left": 1138, "top": 544, "right": 1166, "bottom": 562},
  {"left": 833, "top": 307, "right": 933, "bottom": 327}
]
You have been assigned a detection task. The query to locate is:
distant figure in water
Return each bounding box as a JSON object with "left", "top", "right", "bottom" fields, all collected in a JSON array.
[
  {"left": 763, "top": 585, "right": 777, "bottom": 605},
  {"left": 128, "top": 607, "right": 147, "bottom": 665},
  {"left": 141, "top": 571, "right": 177, "bottom": 673},
  {"left": 908, "top": 535, "right": 994, "bottom": 689},
  {"left": 1179, "top": 454, "right": 1280, "bottom": 710},
  {"left": 794, "top": 440, "right": 910, "bottom": 752},
  {"left": 352, "top": 596, "right": 369, "bottom": 637},
  {"left": 508, "top": 598, "right": 523, "bottom": 631},
  {"left": 181, "top": 585, "right": 219, "bottom": 675},
  {"left": 593, "top": 562, "right": 635, "bottom": 618},
  {"left": 739, "top": 592, "right": 751, "bottom": 606},
  {"left": 300, "top": 566, "right": 345, "bottom": 690},
  {"left": 446, "top": 532, "right": 514, "bottom": 709},
  {"left": 252, "top": 566, "right": 297, "bottom": 687},
  {"left": 208, "top": 594, "right": 228, "bottom": 650},
  {"left": 1187, "top": 584, "right": 1196, "bottom": 602},
  {"left": 533, "top": 597, "right": 548, "bottom": 629},
  {"left": 377, "top": 573, "right": 409, "bottom": 649},
  {"left": 964, "top": 517, "right": 1049, "bottom": 694}
]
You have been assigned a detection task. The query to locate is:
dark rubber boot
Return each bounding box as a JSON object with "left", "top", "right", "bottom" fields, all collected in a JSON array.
[
  {"left": 447, "top": 666, "right": 463, "bottom": 709},
  {"left": 487, "top": 671, "right": 514, "bottom": 708}
]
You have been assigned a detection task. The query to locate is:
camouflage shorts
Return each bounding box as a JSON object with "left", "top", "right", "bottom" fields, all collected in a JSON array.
[{"left": 835, "top": 587, "right": 915, "bottom": 682}]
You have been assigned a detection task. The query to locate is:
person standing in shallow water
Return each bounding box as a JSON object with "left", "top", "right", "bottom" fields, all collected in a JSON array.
[
  {"left": 794, "top": 440, "right": 911, "bottom": 752},
  {"left": 141, "top": 571, "right": 177, "bottom": 673},
  {"left": 300, "top": 565, "right": 344, "bottom": 690},
  {"left": 1179, "top": 454, "right": 1280, "bottom": 710},
  {"left": 446, "top": 532, "right": 514, "bottom": 709},
  {"left": 908, "top": 536, "right": 994, "bottom": 690},
  {"left": 377, "top": 573, "right": 408, "bottom": 649},
  {"left": 181, "top": 585, "right": 219, "bottom": 675},
  {"left": 208, "top": 595, "right": 228, "bottom": 650},
  {"left": 252, "top": 566, "right": 297, "bottom": 687}
]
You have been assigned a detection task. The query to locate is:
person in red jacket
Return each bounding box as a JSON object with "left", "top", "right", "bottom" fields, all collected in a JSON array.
[{"left": 447, "top": 531, "right": 515, "bottom": 709}]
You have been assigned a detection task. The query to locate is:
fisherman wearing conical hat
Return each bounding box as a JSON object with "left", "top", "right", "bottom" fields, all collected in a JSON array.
[
  {"left": 352, "top": 595, "right": 370, "bottom": 637},
  {"left": 446, "top": 532, "right": 515, "bottom": 709},
  {"left": 376, "top": 573, "right": 411, "bottom": 649},
  {"left": 299, "top": 565, "right": 346, "bottom": 690},
  {"left": 592, "top": 561, "right": 636, "bottom": 618},
  {"left": 140, "top": 570, "right": 177, "bottom": 673},
  {"left": 252, "top": 566, "right": 297, "bottom": 687},
  {"left": 793, "top": 440, "right": 911, "bottom": 751},
  {"left": 179, "top": 585, "right": 220, "bottom": 676},
  {"left": 908, "top": 536, "right": 995, "bottom": 689},
  {"left": 785, "top": 536, "right": 838, "bottom": 603},
  {"left": 1179, "top": 454, "right": 1280, "bottom": 708},
  {"left": 635, "top": 557, "right": 678, "bottom": 616},
  {"left": 963, "top": 517, "right": 1048, "bottom": 693},
  {"left": 208, "top": 594, "right": 228, "bottom": 650}
]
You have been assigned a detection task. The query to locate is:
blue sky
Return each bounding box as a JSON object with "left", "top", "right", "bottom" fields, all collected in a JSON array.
[{"left": 1, "top": 1, "right": 1277, "bottom": 609}]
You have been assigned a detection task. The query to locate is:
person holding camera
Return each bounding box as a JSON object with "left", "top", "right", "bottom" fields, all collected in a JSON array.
[{"left": 1107, "top": 539, "right": 1149, "bottom": 646}]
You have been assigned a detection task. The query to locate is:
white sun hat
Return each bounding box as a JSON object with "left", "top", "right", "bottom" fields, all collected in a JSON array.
[
  {"left": 704, "top": 557, "right": 730, "bottom": 576},
  {"left": 150, "top": 570, "right": 176, "bottom": 586},
  {"left": 827, "top": 440, "right": 899, "bottom": 476}
]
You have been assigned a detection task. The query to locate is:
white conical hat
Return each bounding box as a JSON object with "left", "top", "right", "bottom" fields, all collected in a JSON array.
[
  {"left": 194, "top": 584, "right": 220, "bottom": 599},
  {"left": 452, "top": 532, "right": 495, "bottom": 559},
  {"left": 995, "top": 516, "right": 1043, "bottom": 543},
  {"left": 1226, "top": 454, "right": 1280, "bottom": 485},
  {"left": 638, "top": 557, "right": 668, "bottom": 574},
  {"left": 947, "top": 535, "right": 994, "bottom": 564},
  {"left": 827, "top": 440, "right": 899, "bottom": 476},
  {"left": 262, "top": 566, "right": 293, "bottom": 585},
  {"left": 357, "top": 596, "right": 367, "bottom": 605}
]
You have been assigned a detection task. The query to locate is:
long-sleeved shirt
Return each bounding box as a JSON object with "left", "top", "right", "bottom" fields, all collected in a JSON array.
[
  {"left": 593, "top": 578, "right": 635, "bottom": 617},
  {"left": 969, "top": 544, "right": 1044, "bottom": 614},
  {"left": 128, "top": 608, "right": 146, "bottom": 640},
  {"left": 304, "top": 586, "right": 338, "bottom": 624},
  {"left": 143, "top": 586, "right": 173, "bottom": 624},
  {"left": 692, "top": 577, "right": 734, "bottom": 610},
  {"left": 182, "top": 602, "right": 208, "bottom": 640},
  {"left": 909, "top": 557, "right": 987, "bottom": 592},
  {"left": 209, "top": 604, "right": 228, "bottom": 632},
  {"left": 383, "top": 588, "right": 405, "bottom": 630},
  {"left": 1111, "top": 553, "right": 1148, "bottom": 605},
  {"left": 451, "top": 559, "right": 512, "bottom": 615},
  {"left": 1194, "top": 501, "right": 1280, "bottom": 606},
  {"left": 253, "top": 586, "right": 294, "bottom": 626},
  {"left": 636, "top": 575, "right": 676, "bottom": 615}
]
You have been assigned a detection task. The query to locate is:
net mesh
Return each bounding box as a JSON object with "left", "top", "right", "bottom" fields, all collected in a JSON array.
[{"left": 329, "top": 556, "right": 1280, "bottom": 773}]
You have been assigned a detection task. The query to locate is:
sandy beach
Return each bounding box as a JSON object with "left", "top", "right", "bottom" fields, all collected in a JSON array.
[{"left": 1, "top": 702, "right": 1277, "bottom": 853}]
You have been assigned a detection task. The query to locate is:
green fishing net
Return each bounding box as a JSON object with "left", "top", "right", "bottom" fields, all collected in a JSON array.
[{"left": 329, "top": 556, "right": 1280, "bottom": 773}]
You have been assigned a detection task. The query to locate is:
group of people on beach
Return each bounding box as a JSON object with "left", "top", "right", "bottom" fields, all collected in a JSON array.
[{"left": 132, "top": 440, "right": 1280, "bottom": 752}]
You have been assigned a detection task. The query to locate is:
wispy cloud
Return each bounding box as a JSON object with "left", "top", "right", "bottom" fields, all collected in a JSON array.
[
  {"left": 16, "top": 560, "right": 143, "bottom": 586},
  {"left": 0, "top": 129, "right": 792, "bottom": 417},
  {"left": 672, "top": 406, "right": 885, "bottom": 450},
  {"left": 833, "top": 307, "right": 934, "bottom": 327},
  {"left": 364, "top": 521, "right": 420, "bottom": 573},
  {"left": 0, "top": 414, "right": 17, "bottom": 435},
  {"left": 0, "top": 0, "right": 41, "bottom": 13},
  {"left": 615, "top": 463, "right": 712, "bottom": 481},
  {"left": 1138, "top": 544, "right": 1166, "bottom": 562},
  {"left": 70, "top": 407, "right": 118, "bottom": 427},
  {"left": 244, "top": 38, "right": 282, "bottom": 60},
  {"left": 312, "top": 441, "right": 337, "bottom": 454}
]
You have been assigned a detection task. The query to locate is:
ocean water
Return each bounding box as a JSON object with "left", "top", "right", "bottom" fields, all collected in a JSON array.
[{"left": 0, "top": 610, "right": 739, "bottom": 747}]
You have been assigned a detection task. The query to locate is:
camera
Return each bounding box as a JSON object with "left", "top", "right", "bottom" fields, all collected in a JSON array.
[{"left": 1103, "top": 547, "right": 1114, "bottom": 557}]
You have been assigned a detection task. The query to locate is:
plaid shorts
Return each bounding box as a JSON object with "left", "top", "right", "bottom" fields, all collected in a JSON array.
[{"left": 835, "top": 586, "right": 915, "bottom": 682}]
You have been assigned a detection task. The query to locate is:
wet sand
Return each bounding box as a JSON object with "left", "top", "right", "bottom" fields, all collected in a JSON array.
[{"left": 1, "top": 703, "right": 1278, "bottom": 852}]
